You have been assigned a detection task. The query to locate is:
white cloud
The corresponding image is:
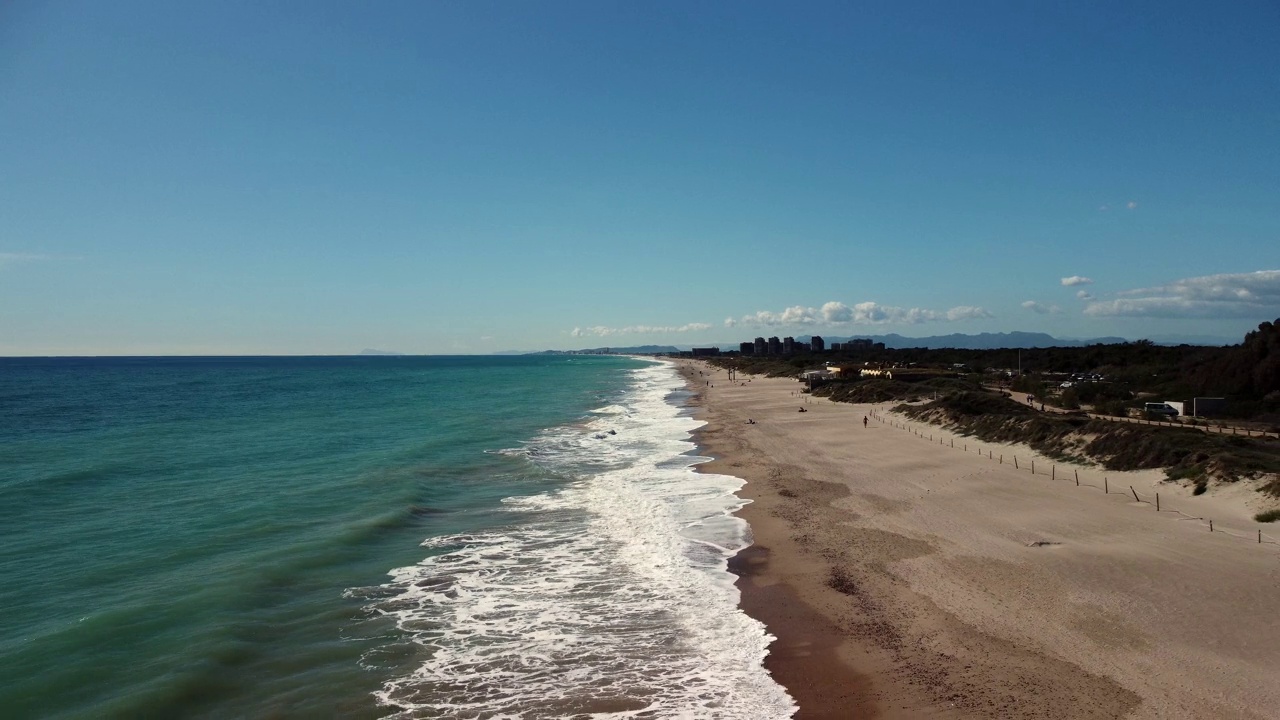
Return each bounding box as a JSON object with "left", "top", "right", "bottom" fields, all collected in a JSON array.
[
  {"left": 0, "top": 253, "right": 54, "bottom": 269},
  {"left": 723, "top": 317, "right": 737, "bottom": 328},
  {"left": 1060, "top": 276, "right": 1093, "bottom": 287},
  {"left": 946, "top": 306, "right": 994, "bottom": 321},
  {"left": 821, "top": 301, "right": 853, "bottom": 323},
  {"left": 781, "top": 305, "right": 818, "bottom": 324},
  {"left": 736, "top": 300, "right": 991, "bottom": 327},
  {"left": 571, "top": 323, "right": 713, "bottom": 338},
  {"left": 1127, "top": 200, "right": 1138, "bottom": 210},
  {"left": 1076, "top": 290, "right": 1094, "bottom": 301},
  {"left": 1021, "top": 300, "right": 1061, "bottom": 314},
  {"left": 0, "top": 253, "right": 85, "bottom": 272},
  {"left": 1084, "top": 270, "right": 1280, "bottom": 319},
  {"left": 740, "top": 306, "right": 818, "bottom": 326}
]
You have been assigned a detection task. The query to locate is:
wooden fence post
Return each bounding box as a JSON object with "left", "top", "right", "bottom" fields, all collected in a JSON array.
[
  {"left": 1074, "top": 469, "right": 1078, "bottom": 484},
  {"left": 1052, "top": 465, "right": 1055, "bottom": 480},
  {"left": 1032, "top": 460, "right": 1035, "bottom": 474},
  {"left": 1156, "top": 493, "right": 1160, "bottom": 511},
  {"left": 1014, "top": 457, "right": 1018, "bottom": 469},
  {"left": 1130, "top": 485, "right": 1139, "bottom": 502},
  {"left": 1209, "top": 519, "right": 1213, "bottom": 532},
  {"left": 1104, "top": 477, "right": 1108, "bottom": 493}
]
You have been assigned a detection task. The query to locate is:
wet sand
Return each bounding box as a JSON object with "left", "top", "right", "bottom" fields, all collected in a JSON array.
[{"left": 676, "top": 360, "right": 1280, "bottom": 719}]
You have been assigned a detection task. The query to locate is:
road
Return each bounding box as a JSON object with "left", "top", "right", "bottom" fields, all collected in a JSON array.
[{"left": 982, "top": 385, "right": 1279, "bottom": 440}]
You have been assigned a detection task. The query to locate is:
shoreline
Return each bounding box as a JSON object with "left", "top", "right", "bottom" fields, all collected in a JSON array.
[
  {"left": 678, "top": 360, "right": 899, "bottom": 718},
  {"left": 675, "top": 358, "right": 1280, "bottom": 719}
]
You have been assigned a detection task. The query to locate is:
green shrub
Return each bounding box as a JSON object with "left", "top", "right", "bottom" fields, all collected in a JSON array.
[
  {"left": 1060, "top": 388, "right": 1080, "bottom": 410},
  {"left": 1094, "top": 399, "right": 1129, "bottom": 417},
  {"left": 1255, "top": 509, "right": 1280, "bottom": 523}
]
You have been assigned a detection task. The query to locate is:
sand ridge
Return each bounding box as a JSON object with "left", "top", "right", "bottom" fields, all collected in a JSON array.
[{"left": 678, "top": 359, "right": 1280, "bottom": 719}]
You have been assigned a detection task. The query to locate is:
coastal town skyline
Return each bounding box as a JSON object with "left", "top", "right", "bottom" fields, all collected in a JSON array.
[{"left": 3, "top": 1, "right": 1278, "bottom": 355}]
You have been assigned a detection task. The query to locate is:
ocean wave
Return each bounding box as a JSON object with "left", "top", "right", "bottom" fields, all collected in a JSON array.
[
  {"left": 353, "top": 362, "right": 795, "bottom": 719},
  {"left": 589, "top": 404, "right": 631, "bottom": 416}
]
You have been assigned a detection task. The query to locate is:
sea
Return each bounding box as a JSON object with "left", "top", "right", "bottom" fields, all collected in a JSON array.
[{"left": 0, "top": 355, "right": 795, "bottom": 719}]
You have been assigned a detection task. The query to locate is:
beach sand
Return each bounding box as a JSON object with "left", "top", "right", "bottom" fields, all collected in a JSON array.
[{"left": 676, "top": 360, "right": 1280, "bottom": 719}]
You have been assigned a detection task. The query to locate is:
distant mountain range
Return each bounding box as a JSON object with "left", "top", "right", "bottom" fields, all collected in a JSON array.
[
  {"left": 498, "top": 331, "right": 1238, "bottom": 355},
  {"left": 790, "top": 332, "right": 1236, "bottom": 349},
  {"left": 797, "top": 332, "right": 1131, "bottom": 350},
  {"left": 523, "top": 345, "right": 683, "bottom": 355},
  {"left": 493, "top": 331, "right": 1240, "bottom": 355}
]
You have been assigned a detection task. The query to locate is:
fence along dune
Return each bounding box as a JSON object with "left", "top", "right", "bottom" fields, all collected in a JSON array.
[
  {"left": 680, "top": 359, "right": 1280, "bottom": 719},
  {"left": 869, "top": 409, "right": 1280, "bottom": 547}
]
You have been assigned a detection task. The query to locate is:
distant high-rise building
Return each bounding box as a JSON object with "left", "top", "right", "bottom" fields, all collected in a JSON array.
[
  {"left": 810, "top": 336, "right": 825, "bottom": 352},
  {"left": 830, "top": 342, "right": 842, "bottom": 351},
  {"left": 847, "top": 338, "right": 873, "bottom": 350},
  {"left": 740, "top": 341, "right": 754, "bottom": 355},
  {"left": 783, "top": 336, "right": 795, "bottom": 354},
  {"left": 754, "top": 337, "right": 767, "bottom": 355},
  {"left": 767, "top": 336, "right": 782, "bottom": 355}
]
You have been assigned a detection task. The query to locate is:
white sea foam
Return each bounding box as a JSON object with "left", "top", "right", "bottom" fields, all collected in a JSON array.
[{"left": 352, "top": 362, "right": 795, "bottom": 719}]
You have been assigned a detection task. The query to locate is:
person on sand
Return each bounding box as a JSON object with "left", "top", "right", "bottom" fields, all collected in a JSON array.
[{"left": 863, "top": 416, "right": 868, "bottom": 428}]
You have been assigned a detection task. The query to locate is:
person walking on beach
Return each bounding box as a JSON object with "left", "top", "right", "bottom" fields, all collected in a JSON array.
[{"left": 863, "top": 416, "right": 868, "bottom": 428}]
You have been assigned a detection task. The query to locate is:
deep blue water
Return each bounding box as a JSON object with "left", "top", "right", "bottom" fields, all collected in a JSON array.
[
  {"left": 1, "top": 355, "right": 793, "bottom": 719},
  {"left": 0, "top": 355, "right": 648, "bottom": 717}
]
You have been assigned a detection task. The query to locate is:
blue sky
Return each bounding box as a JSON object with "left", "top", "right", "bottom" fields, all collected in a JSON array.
[{"left": 2, "top": 1, "right": 1278, "bottom": 354}]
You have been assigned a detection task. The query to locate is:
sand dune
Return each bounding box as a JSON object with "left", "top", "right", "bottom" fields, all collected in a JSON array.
[{"left": 679, "top": 360, "right": 1280, "bottom": 719}]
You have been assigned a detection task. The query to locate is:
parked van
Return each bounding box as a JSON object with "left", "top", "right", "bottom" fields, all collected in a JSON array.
[{"left": 1144, "top": 402, "right": 1178, "bottom": 417}]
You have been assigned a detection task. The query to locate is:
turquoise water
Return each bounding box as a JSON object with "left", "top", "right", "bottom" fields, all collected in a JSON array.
[{"left": 1, "top": 355, "right": 793, "bottom": 718}]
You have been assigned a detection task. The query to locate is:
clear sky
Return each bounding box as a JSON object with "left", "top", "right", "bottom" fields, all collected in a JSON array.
[{"left": 2, "top": 1, "right": 1278, "bottom": 354}]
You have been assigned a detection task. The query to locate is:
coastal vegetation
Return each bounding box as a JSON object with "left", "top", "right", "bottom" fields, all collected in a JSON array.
[
  {"left": 713, "top": 319, "right": 1280, "bottom": 423},
  {"left": 707, "top": 319, "right": 1280, "bottom": 493},
  {"left": 892, "top": 391, "right": 1280, "bottom": 493}
]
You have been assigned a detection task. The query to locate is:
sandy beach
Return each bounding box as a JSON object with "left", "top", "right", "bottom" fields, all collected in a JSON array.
[{"left": 676, "top": 360, "right": 1280, "bottom": 719}]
